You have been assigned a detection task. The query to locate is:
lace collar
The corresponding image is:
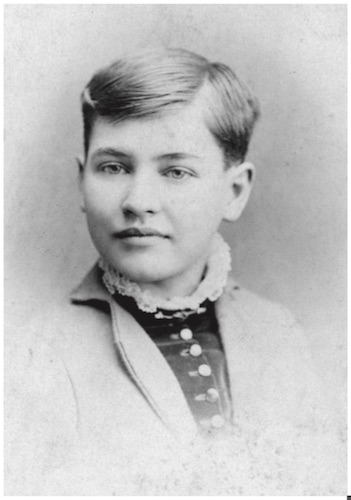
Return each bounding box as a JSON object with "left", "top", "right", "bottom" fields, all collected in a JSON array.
[{"left": 98, "top": 233, "right": 232, "bottom": 314}]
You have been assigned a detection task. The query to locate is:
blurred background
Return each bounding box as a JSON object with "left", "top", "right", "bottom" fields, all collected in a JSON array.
[{"left": 5, "top": 5, "right": 346, "bottom": 418}]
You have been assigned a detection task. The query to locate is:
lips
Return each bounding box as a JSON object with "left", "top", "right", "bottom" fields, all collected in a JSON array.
[{"left": 114, "top": 227, "right": 168, "bottom": 238}]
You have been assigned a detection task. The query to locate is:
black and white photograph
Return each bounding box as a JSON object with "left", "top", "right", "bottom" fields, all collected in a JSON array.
[{"left": 4, "top": 4, "right": 347, "bottom": 496}]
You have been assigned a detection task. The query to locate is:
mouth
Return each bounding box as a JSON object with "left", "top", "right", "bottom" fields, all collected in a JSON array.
[{"left": 114, "top": 227, "right": 168, "bottom": 239}]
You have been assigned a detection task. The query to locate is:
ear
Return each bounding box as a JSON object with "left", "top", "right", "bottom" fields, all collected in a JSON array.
[
  {"left": 223, "top": 161, "right": 255, "bottom": 222},
  {"left": 76, "top": 156, "right": 86, "bottom": 213}
]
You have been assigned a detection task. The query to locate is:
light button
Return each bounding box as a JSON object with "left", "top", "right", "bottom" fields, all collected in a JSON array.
[
  {"left": 198, "top": 364, "right": 212, "bottom": 377},
  {"left": 211, "top": 415, "right": 225, "bottom": 428},
  {"left": 189, "top": 344, "right": 202, "bottom": 357},
  {"left": 206, "top": 388, "right": 219, "bottom": 403},
  {"left": 180, "top": 328, "right": 193, "bottom": 340}
]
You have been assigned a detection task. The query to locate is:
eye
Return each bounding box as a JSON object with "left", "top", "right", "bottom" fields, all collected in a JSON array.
[
  {"left": 99, "top": 162, "right": 127, "bottom": 174},
  {"left": 164, "top": 168, "right": 192, "bottom": 180}
]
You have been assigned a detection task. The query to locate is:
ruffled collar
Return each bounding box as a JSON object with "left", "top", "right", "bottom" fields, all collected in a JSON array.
[{"left": 98, "top": 233, "right": 231, "bottom": 315}]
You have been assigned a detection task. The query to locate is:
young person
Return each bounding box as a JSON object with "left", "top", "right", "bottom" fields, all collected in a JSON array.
[{"left": 6, "top": 48, "right": 340, "bottom": 495}]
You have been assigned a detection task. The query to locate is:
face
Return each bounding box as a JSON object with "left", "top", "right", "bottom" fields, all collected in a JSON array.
[{"left": 80, "top": 99, "right": 252, "bottom": 298}]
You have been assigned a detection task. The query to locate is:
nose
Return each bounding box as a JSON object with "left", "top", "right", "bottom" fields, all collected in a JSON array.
[{"left": 122, "top": 172, "right": 161, "bottom": 218}]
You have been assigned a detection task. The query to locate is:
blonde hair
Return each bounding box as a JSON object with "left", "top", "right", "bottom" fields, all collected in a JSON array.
[{"left": 81, "top": 48, "right": 260, "bottom": 163}]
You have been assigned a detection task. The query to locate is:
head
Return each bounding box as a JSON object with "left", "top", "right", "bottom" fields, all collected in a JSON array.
[{"left": 79, "top": 48, "right": 260, "bottom": 298}]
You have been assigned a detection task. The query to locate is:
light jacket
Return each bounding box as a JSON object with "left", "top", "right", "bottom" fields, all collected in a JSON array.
[{"left": 5, "top": 265, "right": 344, "bottom": 495}]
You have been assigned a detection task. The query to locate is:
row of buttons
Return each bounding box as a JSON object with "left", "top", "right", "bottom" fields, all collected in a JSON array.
[
  {"left": 177, "top": 327, "right": 224, "bottom": 430},
  {"left": 179, "top": 328, "right": 212, "bottom": 377}
]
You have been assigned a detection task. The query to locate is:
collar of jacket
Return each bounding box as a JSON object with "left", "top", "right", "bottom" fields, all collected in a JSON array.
[{"left": 70, "top": 264, "right": 244, "bottom": 440}]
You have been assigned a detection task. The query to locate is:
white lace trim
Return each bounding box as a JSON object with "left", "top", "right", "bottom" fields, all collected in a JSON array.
[{"left": 99, "top": 233, "right": 232, "bottom": 314}]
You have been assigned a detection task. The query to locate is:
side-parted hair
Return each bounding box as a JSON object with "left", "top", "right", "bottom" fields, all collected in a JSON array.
[{"left": 81, "top": 48, "right": 260, "bottom": 164}]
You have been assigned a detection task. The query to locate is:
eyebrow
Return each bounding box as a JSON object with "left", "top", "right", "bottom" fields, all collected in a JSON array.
[
  {"left": 156, "top": 152, "right": 202, "bottom": 161},
  {"left": 90, "top": 148, "right": 131, "bottom": 161},
  {"left": 90, "top": 148, "right": 202, "bottom": 162}
]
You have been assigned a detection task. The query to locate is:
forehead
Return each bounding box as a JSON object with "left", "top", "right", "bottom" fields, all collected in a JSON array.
[{"left": 87, "top": 99, "right": 223, "bottom": 162}]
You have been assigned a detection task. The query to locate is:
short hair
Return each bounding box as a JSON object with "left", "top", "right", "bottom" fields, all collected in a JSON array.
[{"left": 81, "top": 48, "right": 260, "bottom": 163}]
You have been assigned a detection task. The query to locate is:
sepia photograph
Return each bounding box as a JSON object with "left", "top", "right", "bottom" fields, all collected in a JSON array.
[{"left": 4, "top": 4, "right": 347, "bottom": 495}]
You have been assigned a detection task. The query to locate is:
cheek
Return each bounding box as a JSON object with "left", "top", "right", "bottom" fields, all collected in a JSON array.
[
  {"left": 83, "top": 198, "right": 116, "bottom": 240},
  {"left": 176, "top": 186, "right": 226, "bottom": 220},
  {"left": 172, "top": 196, "right": 225, "bottom": 239},
  {"left": 83, "top": 184, "right": 117, "bottom": 221}
]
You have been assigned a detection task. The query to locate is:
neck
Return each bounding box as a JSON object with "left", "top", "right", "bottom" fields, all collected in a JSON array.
[{"left": 136, "top": 259, "right": 207, "bottom": 302}]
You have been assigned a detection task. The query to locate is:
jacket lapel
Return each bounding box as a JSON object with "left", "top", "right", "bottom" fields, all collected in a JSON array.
[
  {"left": 215, "top": 285, "right": 254, "bottom": 423},
  {"left": 215, "top": 284, "right": 267, "bottom": 427},
  {"left": 109, "top": 299, "right": 197, "bottom": 440},
  {"left": 71, "top": 265, "right": 197, "bottom": 439},
  {"left": 215, "top": 288, "right": 241, "bottom": 424}
]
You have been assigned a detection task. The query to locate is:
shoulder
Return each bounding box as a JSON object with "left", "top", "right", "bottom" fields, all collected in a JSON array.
[
  {"left": 218, "top": 281, "right": 333, "bottom": 428},
  {"left": 15, "top": 291, "right": 111, "bottom": 350},
  {"left": 221, "top": 280, "right": 301, "bottom": 336},
  {"left": 5, "top": 292, "right": 109, "bottom": 429},
  {"left": 217, "top": 280, "right": 315, "bottom": 379},
  {"left": 5, "top": 295, "right": 82, "bottom": 415}
]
